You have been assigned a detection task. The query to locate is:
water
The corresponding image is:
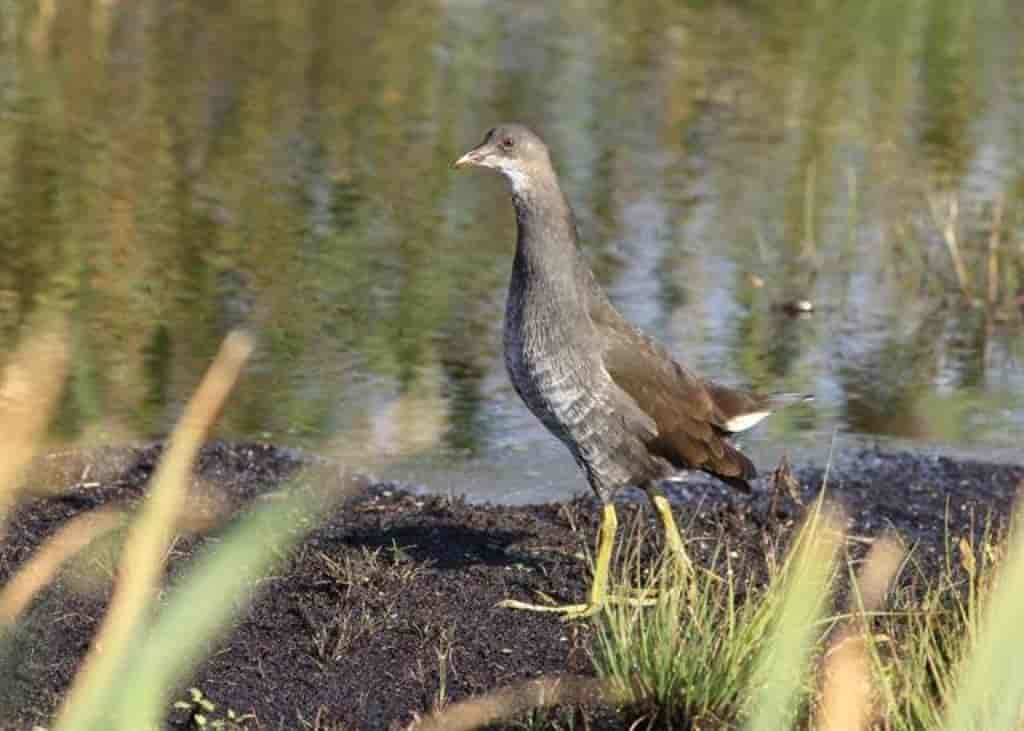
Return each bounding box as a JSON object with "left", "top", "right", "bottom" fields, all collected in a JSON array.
[{"left": 3, "top": 0, "right": 1024, "bottom": 502}]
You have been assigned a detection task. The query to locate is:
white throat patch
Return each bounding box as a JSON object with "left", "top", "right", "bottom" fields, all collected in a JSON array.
[{"left": 494, "top": 162, "right": 531, "bottom": 195}]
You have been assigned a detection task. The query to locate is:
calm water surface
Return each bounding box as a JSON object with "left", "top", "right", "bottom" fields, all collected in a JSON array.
[{"left": 4, "top": 1, "right": 1024, "bottom": 501}]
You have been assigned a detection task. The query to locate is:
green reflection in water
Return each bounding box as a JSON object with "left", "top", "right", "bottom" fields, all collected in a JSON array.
[{"left": 0, "top": 0, "right": 1022, "bottom": 466}]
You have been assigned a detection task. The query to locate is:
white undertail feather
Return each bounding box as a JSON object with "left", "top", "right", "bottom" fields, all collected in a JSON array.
[{"left": 723, "top": 410, "right": 771, "bottom": 433}]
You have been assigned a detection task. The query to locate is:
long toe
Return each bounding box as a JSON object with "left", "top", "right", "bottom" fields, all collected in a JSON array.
[
  {"left": 495, "top": 598, "right": 603, "bottom": 620},
  {"left": 496, "top": 592, "right": 656, "bottom": 620}
]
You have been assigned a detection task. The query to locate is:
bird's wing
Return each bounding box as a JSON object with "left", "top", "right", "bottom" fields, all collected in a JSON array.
[{"left": 587, "top": 283, "right": 759, "bottom": 484}]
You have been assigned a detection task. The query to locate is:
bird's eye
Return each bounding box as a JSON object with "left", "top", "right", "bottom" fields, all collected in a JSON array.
[{"left": 501, "top": 137, "right": 515, "bottom": 149}]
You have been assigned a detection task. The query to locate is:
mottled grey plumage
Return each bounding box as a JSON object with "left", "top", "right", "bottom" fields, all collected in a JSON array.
[{"left": 455, "top": 124, "right": 798, "bottom": 504}]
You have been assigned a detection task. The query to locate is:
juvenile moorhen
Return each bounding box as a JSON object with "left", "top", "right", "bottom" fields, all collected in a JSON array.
[{"left": 453, "top": 124, "right": 806, "bottom": 617}]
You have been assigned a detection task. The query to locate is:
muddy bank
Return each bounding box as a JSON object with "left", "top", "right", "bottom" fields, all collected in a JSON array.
[{"left": 0, "top": 442, "right": 1021, "bottom": 730}]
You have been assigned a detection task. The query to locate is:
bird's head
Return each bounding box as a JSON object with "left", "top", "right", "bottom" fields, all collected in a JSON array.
[{"left": 452, "top": 124, "right": 553, "bottom": 195}]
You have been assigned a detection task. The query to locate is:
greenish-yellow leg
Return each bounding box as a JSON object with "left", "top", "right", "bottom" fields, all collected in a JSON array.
[
  {"left": 650, "top": 493, "right": 693, "bottom": 577},
  {"left": 588, "top": 502, "right": 617, "bottom": 606},
  {"left": 498, "top": 503, "right": 651, "bottom": 619}
]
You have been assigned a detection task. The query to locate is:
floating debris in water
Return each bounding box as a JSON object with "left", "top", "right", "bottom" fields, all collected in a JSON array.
[{"left": 775, "top": 299, "right": 815, "bottom": 316}]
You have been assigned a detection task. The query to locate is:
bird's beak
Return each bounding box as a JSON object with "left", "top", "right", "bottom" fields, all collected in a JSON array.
[{"left": 451, "top": 143, "right": 495, "bottom": 170}]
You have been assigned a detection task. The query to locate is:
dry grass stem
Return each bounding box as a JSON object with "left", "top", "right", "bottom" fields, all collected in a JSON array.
[
  {"left": 0, "top": 317, "right": 71, "bottom": 534},
  {"left": 0, "top": 506, "right": 126, "bottom": 624},
  {"left": 987, "top": 195, "right": 1004, "bottom": 307},
  {"left": 408, "top": 674, "right": 618, "bottom": 731},
  {"left": 928, "top": 193, "right": 973, "bottom": 302},
  {"left": 31, "top": 0, "right": 58, "bottom": 62},
  {"left": 850, "top": 537, "right": 904, "bottom": 615},
  {"left": 55, "top": 331, "right": 253, "bottom": 723},
  {"left": 818, "top": 536, "right": 904, "bottom": 731},
  {"left": 0, "top": 496, "right": 234, "bottom": 629}
]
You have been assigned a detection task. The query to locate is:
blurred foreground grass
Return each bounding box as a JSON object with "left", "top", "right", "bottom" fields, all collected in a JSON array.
[{"left": 0, "top": 324, "right": 1023, "bottom": 730}]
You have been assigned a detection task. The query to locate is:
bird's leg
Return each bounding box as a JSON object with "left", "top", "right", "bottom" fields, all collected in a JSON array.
[
  {"left": 498, "top": 502, "right": 651, "bottom": 619},
  {"left": 644, "top": 483, "right": 694, "bottom": 579},
  {"left": 588, "top": 501, "right": 617, "bottom": 607}
]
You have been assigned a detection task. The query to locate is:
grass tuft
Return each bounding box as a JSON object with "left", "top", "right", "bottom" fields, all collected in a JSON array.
[
  {"left": 3, "top": 333, "right": 1024, "bottom": 730},
  {"left": 592, "top": 497, "right": 844, "bottom": 728}
]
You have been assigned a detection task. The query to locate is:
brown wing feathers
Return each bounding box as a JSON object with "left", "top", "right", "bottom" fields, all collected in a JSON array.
[{"left": 595, "top": 302, "right": 759, "bottom": 489}]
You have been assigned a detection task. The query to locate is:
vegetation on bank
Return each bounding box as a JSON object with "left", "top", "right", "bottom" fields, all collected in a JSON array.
[
  {"left": 0, "top": 323, "right": 1022, "bottom": 730},
  {"left": 2, "top": 1, "right": 1024, "bottom": 728}
]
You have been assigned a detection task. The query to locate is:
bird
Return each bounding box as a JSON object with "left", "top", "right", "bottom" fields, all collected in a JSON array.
[{"left": 452, "top": 124, "right": 808, "bottom": 617}]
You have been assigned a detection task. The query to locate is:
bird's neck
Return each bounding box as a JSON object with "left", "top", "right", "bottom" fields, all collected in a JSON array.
[{"left": 510, "top": 177, "right": 585, "bottom": 306}]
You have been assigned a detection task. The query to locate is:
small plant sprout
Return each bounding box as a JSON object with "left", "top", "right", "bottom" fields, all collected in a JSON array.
[{"left": 173, "top": 687, "right": 255, "bottom": 729}]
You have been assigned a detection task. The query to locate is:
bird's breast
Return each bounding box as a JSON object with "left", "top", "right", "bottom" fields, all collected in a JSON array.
[
  {"left": 502, "top": 293, "right": 663, "bottom": 492},
  {"left": 504, "top": 303, "right": 608, "bottom": 442}
]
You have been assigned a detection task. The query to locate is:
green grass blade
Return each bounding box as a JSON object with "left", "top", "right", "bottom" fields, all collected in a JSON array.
[
  {"left": 53, "top": 333, "right": 253, "bottom": 728},
  {"left": 944, "top": 519, "right": 1024, "bottom": 730},
  {"left": 117, "top": 480, "right": 333, "bottom": 728},
  {"left": 54, "top": 467, "right": 349, "bottom": 730},
  {"left": 744, "top": 503, "right": 843, "bottom": 731}
]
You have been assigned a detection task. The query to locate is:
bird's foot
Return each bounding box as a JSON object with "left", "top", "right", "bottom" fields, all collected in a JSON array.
[
  {"left": 495, "top": 598, "right": 603, "bottom": 620},
  {"left": 496, "top": 590, "right": 656, "bottom": 620}
]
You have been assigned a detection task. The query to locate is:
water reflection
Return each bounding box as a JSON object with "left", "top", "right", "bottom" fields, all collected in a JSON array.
[{"left": 2, "top": 0, "right": 1023, "bottom": 499}]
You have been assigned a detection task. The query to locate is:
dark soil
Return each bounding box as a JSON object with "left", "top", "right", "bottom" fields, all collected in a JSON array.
[{"left": 0, "top": 442, "right": 1021, "bottom": 730}]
